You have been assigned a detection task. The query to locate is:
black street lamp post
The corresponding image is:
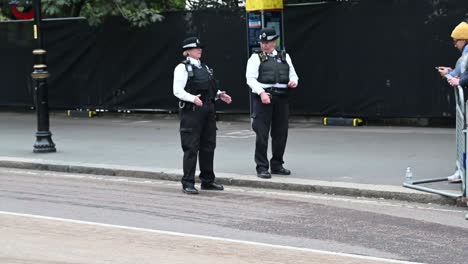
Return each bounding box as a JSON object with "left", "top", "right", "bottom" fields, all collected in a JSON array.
[{"left": 32, "top": 0, "right": 56, "bottom": 153}]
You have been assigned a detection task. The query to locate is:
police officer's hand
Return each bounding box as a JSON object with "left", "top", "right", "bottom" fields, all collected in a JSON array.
[
  {"left": 260, "top": 92, "right": 271, "bottom": 104},
  {"left": 194, "top": 95, "right": 203, "bottom": 106},
  {"left": 448, "top": 77, "right": 460, "bottom": 87},
  {"left": 288, "top": 80, "right": 298, "bottom": 88},
  {"left": 438, "top": 66, "right": 452, "bottom": 77},
  {"left": 219, "top": 91, "right": 232, "bottom": 104}
]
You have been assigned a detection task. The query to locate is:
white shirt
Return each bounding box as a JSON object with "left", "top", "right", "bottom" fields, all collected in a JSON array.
[
  {"left": 173, "top": 57, "right": 220, "bottom": 103},
  {"left": 245, "top": 50, "right": 299, "bottom": 95}
]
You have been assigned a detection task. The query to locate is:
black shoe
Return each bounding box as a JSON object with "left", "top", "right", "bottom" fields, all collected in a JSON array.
[
  {"left": 271, "top": 167, "right": 291, "bottom": 175},
  {"left": 257, "top": 170, "right": 272, "bottom": 179},
  {"left": 182, "top": 186, "right": 199, "bottom": 194},
  {"left": 201, "top": 182, "right": 224, "bottom": 191}
]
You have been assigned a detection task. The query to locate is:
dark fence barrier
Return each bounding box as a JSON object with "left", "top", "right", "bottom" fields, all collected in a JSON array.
[{"left": 1, "top": 0, "right": 468, "bottom": 117}]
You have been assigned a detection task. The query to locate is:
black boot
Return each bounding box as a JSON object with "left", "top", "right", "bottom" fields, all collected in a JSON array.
[
  {"left": 200, "top": 182, "right": 224, "bottom": 191},
  {"left": 182, "top": 185, "right": 199, "bottom": 194}
]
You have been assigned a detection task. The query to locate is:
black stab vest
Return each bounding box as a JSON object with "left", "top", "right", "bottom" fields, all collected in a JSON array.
[
  {"left": 183, "top": 60, "right": 216, "bottom": 100},
  {"left": 257, "top": 52, "right": 290, "bottom": 84}
]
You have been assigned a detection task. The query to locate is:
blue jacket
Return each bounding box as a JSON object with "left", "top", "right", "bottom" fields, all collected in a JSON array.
[{"left": 447, "top": 45, "right": 468, "bottom": 87}]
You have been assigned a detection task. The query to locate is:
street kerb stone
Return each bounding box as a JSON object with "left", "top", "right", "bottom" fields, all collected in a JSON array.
[{"left": 0, "top": 157, "right": 460, "bottom": 206}]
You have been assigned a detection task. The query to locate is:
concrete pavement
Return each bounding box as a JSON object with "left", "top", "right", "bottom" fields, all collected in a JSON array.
[{"left": 0, "top": 111, "right": 464, "bottom": 205}]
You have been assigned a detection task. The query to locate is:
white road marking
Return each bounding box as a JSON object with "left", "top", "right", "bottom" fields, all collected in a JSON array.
[
  {"left": 128, "top": 120, "right": 152, "bottom": 124},
  {"left": 224, "top": 130, "right": 254, "bottom": 135},
  {"left": 217, "top": 135, "right": 255, "bottom": 139},
  {"left": 2, "top": 168, "right": 465, "bottom": 214},
  {"left": 217, "top": 130, "right": 255, "bottom": 138},
  {"left": 293, "top": 127, "right": 453, "bottom": 135},
  {"left": 237, "top": 189, "right": 467, "bottom": 213},
  {"left": 0, "top": 210, "right": 422, "bottom": 264}
]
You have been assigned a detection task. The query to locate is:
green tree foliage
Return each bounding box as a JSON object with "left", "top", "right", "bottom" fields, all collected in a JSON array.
[
  {"left": 186, "top": 0, "right": 331, "bottom": 10},
  {"left": 0, "top": 1, "right": 14, "bottom": 21},
  {"left": 1, "top": 0, "right": 185, "bottom": 27},
  {"left": 186, "top": 0, "right": 242, "bottom": 9},
  {"left": 1, "top": 0, "right": 328, "bottom": 23},
  {"left": 0, "top": 8, "right": 8, "bottom": 21}
]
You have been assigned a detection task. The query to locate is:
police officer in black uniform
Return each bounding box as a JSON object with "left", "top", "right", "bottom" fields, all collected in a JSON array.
[
  {"left": 173, "top": 37, "right": 232, "bottom": 194},
  {"left": 246, "top": 28, "right": 299, "bottom": 179}
]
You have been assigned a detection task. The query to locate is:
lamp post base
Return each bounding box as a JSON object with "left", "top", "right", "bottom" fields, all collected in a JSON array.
[{"left": 33, "top": 131, "right": 56, "bottom": 153}]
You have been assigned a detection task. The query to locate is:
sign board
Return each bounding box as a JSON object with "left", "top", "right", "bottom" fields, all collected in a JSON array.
[{"left": 246, "top": 0, "right": 283, "bottom": 11}]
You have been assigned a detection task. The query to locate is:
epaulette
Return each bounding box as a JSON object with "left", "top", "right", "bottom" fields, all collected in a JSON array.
[
  {"left": 276, "top": 49, "right": 287, "bottom": 62},
  {"left": 258, "top": 52, "right": 268, "bottom": 63}
]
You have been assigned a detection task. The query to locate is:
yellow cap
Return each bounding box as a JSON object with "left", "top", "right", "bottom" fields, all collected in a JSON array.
[{"left": 451, "top": 22, "right": 468, "bottom": 40}]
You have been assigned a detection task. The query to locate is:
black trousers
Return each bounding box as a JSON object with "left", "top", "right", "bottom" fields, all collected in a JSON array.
[
  {"left": 179, "top": 102, "right": 217, "bottom": 187},
  {"left": 251, "top": 94, "right": 289, "bottom": 173}
]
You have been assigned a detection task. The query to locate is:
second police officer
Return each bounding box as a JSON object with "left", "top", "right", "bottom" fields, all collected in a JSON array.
[
  {"left": 173, "top": 37, "right": 232, "bottom": 194},
  {"left": 246, "top": 28, "right": 299, "bottom": 179}
]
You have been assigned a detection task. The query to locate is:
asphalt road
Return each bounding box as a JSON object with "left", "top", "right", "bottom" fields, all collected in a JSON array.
[{"left": 0, "top": 167, "right": 467, "bottom": 264}]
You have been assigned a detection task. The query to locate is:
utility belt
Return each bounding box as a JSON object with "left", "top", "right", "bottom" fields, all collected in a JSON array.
[
  {"left": 263, "top": 87, "right": 289, "bottom": 96},
  {"left": 179, "top": 97, "right": 214, "bottom": 111}
]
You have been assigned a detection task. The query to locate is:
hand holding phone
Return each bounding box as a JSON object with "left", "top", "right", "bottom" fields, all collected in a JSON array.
[{"left": 436, "top": 66, "right": 452, "bottom": 78}]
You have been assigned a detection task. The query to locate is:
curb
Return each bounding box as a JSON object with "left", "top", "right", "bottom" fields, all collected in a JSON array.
[{"left": 0, "top": 157, "right": 463, "bottom": 206}]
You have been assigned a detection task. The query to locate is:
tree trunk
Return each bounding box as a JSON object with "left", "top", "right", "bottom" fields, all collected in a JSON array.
[{"left": 70, "top": 0, "right": 85, "bottom": 17}]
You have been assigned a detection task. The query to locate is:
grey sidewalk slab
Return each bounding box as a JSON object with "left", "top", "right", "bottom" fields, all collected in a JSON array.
[
  {"left": 0, "top": 111, "right": 464, "bottom": 205},
  {"left": 0, "top": 111, "right": 458, "bottom": 184}
]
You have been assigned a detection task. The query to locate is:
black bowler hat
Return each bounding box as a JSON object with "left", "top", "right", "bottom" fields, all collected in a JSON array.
[
  {"left": 182, "top": 37, "right": 204, "bottom": 50},
  {"left": 259, "top": 28, "right": 279, "bottom": 42}
]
